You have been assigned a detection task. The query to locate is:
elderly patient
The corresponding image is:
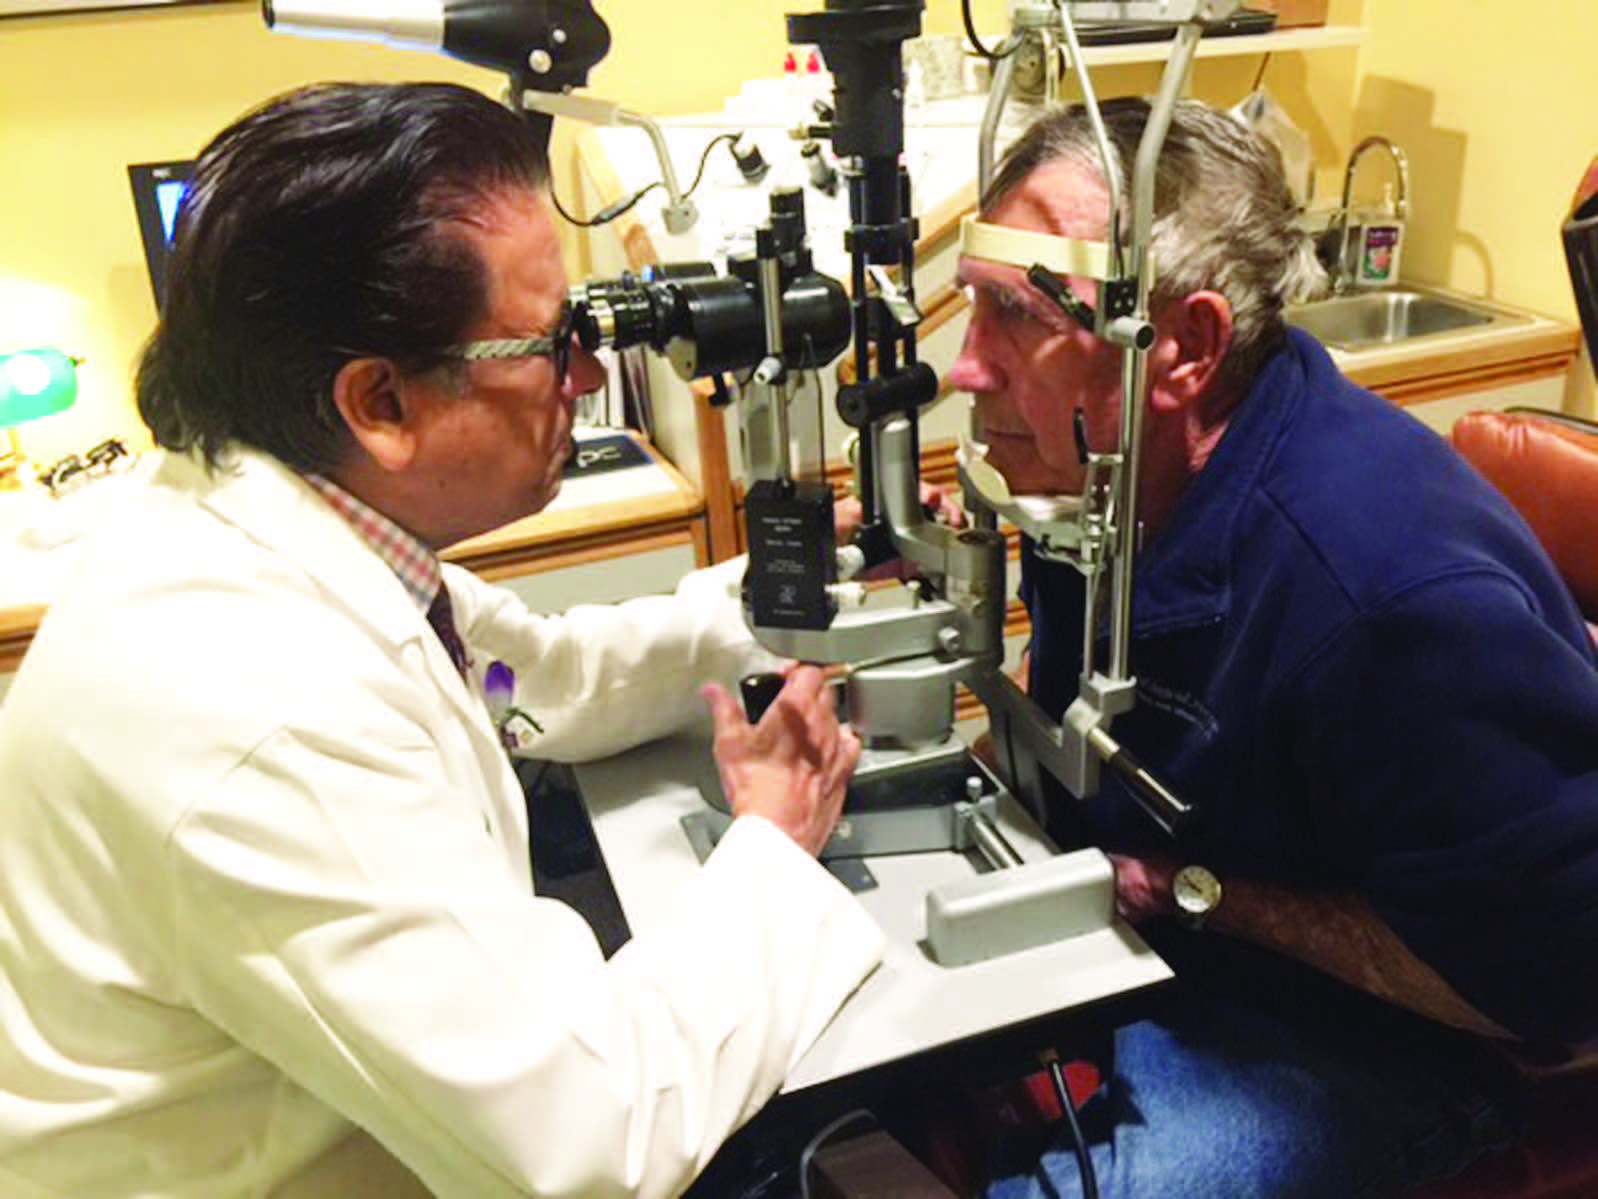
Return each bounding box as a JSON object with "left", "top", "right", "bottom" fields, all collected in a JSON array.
[
  {"left": 947, "top": 98, "right": 1598, "bottom": 1198},
  {"left": 0, "top": 81, "right": 884, "bottom": 1199}
]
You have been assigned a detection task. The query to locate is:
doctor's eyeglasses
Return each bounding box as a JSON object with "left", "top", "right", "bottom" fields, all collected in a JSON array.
[{"left": 447, "top": 302, "right": 576, "bottom": 382}]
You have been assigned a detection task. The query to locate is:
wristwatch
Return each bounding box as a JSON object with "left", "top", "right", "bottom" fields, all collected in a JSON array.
[{"left": 1172, "top": 864, "right": 1223, "bottom": 930}]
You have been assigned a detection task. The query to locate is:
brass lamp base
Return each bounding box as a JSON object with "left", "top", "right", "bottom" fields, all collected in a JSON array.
[{"left": 0, "top": 429, "right": 30, "bottom": 490}]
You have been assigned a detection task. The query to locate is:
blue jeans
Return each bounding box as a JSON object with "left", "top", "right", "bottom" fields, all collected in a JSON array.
[{"left": 983, "top": 977, "right": 1519, "bottom": 1199}]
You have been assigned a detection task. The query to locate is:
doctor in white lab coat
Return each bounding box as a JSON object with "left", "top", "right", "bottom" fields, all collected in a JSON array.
[{"left": 0, "top": 82, "right": 883, "bottom": 1199}]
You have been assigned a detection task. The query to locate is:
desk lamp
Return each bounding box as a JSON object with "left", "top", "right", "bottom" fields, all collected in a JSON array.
[{"left": 0, "top": 347, "right": 78, "bottom": 486}]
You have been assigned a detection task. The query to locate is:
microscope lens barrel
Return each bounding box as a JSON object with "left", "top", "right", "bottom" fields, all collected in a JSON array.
[{"left": 571, "top": 271, "right": 850, "bottom": 380}]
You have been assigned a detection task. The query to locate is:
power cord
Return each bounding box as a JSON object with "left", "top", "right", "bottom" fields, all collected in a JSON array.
[
  {"left": 550, "top": 132, "right": 741, "bottom": 228},
  {"left": 962, "top": 0, "right": 1022, "bottom": 61},
  {"left": 1045, "top": 1052, "right": 1100, "bottom": 1199}
]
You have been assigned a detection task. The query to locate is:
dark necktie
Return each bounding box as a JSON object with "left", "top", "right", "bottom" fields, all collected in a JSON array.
[{"left": 426, "top": 585, "right": 471, "bottom": 676}]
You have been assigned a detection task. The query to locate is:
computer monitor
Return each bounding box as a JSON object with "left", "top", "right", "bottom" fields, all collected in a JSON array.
[
  {"left": 127, "top": 159, "right": 194, "bottom": 310},
  {"left": 1565, "top": 157, "right": 1598, "bottom": 381}
]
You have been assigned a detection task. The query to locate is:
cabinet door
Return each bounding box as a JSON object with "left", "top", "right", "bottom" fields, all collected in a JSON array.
[{"left": 1402, "top": 375, "right": 1570, "bottom": 436}]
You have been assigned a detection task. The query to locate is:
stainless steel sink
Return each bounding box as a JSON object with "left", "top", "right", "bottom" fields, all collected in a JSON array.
[{"left": 1285, "top": 287, "right": 1529, "bottom": 352}]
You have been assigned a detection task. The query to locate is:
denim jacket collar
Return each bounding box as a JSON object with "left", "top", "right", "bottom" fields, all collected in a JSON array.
[{"left": 1128, "top": 329, "right": 1334, "bottom": 637}]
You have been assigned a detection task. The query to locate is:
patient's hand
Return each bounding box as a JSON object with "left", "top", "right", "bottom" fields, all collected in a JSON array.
[{"left": 1106, "top": 852, "right": 1180, "bottom": 925}]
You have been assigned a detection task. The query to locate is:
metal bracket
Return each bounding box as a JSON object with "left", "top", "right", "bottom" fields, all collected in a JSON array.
[{"left": 867, "top": 264, "right": 924, "bottom": 332}]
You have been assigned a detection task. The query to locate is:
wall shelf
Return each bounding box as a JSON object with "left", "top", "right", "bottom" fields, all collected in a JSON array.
[{"left": 1072, "top": 23, "right": 1364, "bottom": 67}]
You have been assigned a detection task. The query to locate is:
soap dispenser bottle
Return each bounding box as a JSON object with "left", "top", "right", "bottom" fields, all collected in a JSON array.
[{"left": 1355, "top": 184, "right": 1404, "bottom": 288}]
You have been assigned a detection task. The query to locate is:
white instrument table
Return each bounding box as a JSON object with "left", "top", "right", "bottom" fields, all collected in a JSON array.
[{"left": 572, "top": 733, "right": 1172, "bottom": 1094}]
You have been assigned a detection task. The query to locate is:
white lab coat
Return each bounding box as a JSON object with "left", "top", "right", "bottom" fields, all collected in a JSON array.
[{"left": 0, "top": 447, "right": 883, "bottom": 1199}]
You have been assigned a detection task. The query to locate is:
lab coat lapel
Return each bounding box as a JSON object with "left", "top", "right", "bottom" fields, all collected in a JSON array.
[
  {"left": 151, "top": 448, "right": 530, "bottom": 884},
  {"left": 166, "top": 448, "right": 493, "bottom": 739}
]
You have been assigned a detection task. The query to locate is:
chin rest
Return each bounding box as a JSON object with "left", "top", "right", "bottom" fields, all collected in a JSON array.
[
  {"left": 1409, "top": 407, "right": 1598, "bottom": 1195},
  {"left": 1450, "top": 408, "right": 1598, "bottom": 623}
]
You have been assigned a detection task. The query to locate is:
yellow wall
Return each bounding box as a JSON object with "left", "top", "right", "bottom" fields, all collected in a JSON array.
[
  {"left": 0, "top": 1, "right": 500, "bottom": 464},
  {"left": 2, "top": 0, "right": 1589, "bottom": 469},
  {"left": 1352, "top": 0, "right": 1597, "bottom": 412}
]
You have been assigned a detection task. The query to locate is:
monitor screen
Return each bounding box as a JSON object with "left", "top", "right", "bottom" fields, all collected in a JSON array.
[{"left": 127, "top": 159, "right": 194, "bottom": 311}]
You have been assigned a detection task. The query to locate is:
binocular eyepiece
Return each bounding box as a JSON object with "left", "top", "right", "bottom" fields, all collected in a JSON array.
[
  {"left": 570, "top": 187, "right": 852, "bottom": 383},
  {"left": 571, "top": 262, "right": 851, "bottom": 382}
]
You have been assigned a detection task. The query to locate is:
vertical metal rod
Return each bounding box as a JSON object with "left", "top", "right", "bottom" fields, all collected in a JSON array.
[
  {"left": 758, "top": 250, "right": 793, "bottom": 481},
  {"left": 1054, "top": 1, "right": 1124, "bottom": 277},
  {"left": 977, "top": 47, "right": 1018, "bottom": 198},
  {"left": 1108, "top": 21, "right": 1201, "bottom": 679},
  {"left": 848, "top": 167, "right": 877, "bottom": 522},
  {"left": 898, "top": 164, "right": 918, "bottom": 367},
  {"left": 1080, "top": 566, "right": 1101, "bottom": 688}
]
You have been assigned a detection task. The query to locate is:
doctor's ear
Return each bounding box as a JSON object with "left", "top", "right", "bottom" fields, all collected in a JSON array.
[
  {"left": 1150, "top": 290, "right": 1233, "bottom": 410},
  {"left": 331, "top": 357, "right": 421, "bottom": 472}
]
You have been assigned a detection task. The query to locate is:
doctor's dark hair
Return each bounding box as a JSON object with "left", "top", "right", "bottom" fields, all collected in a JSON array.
[
  {"left": 985, "top": 97, "right": 1326, "bottom": 389},
  {"left": 136, "top": 81, "right": 549, "bottom": 472}
]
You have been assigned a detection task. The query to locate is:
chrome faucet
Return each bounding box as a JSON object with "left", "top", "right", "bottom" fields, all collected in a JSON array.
[{"left": 1331, "top": 136, "right": 1410, "bottom": 292}]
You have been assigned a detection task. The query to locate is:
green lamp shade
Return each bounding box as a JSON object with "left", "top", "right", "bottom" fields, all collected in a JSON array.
[{"left": 0, "top": 348, "right": 78, "bottom": 427}]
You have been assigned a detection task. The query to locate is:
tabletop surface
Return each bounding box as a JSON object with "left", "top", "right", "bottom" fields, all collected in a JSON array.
[{"left": 571, "top": 732, "right": 1173, "bottom": 1094}]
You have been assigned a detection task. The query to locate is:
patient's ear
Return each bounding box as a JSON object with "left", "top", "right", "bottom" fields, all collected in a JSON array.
[
  {"left": 1150, "top": 290, "right": 1233, "bottom": 412},
  {"left": 331, "top": 357, "right": 420, "bottom": 472}
]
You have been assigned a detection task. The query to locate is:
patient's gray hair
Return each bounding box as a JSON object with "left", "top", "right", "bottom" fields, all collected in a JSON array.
[{"left": 986, "top": 97, "right": 1327, "bottom": 387}]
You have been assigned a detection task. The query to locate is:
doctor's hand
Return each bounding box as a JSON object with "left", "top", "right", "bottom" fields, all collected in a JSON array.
[{"left": 702, "top": 664, "right": 861, "bottom": 857}]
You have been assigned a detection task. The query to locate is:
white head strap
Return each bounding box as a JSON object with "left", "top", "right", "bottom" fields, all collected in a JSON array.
[{"left": 959, "top": 215, "right": 1112, "bottom": 281}]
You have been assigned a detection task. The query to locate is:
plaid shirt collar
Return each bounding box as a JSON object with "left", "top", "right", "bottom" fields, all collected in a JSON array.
[{"left": 303, "top": 474, "right": 441, "bottom": 614}]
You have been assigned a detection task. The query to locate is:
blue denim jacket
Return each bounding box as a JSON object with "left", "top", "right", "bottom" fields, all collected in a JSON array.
[{"left": 1023, "top": 329, "right": 1598, "bottom": 1043}]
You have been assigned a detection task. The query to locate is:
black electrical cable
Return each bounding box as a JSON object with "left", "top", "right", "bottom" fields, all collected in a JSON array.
[
  {"left": 962, "top": 0, "right": 1005, "bottom": 61},
  {"left": 1048, "top": 1056, "right": 1100, "bottom": 1199},
  {"left": 549, "top": 132, "right": 741, "bottom": 229},
  {"left": 680, "top": 132, "right": 741, "bottom": 198},
  {"left": 550, "top": 180, "right": 660, "bottom": 228}
]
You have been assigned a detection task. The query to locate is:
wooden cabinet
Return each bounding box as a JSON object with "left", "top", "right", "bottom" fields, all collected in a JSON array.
[{"left": 1336, "top": 320, "right": 1581, "bottom": 434}]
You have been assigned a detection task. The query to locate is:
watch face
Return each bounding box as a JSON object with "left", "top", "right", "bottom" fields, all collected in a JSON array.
[{"left": 1174, "top": 865, "right": 1221, "bottom": 918}]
